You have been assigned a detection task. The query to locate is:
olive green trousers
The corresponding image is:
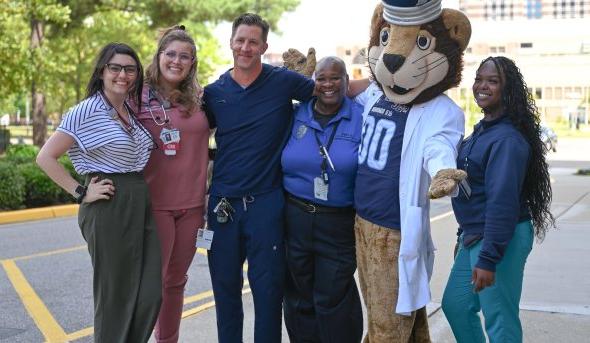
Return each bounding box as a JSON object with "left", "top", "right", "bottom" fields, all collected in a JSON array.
[{"left": 79, "top": 172, "right": 162, "bottom": 343}]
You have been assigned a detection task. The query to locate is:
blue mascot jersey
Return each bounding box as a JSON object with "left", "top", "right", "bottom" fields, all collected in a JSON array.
[{"left": 354, "top": 95, "right": 410, "bottom": 229}]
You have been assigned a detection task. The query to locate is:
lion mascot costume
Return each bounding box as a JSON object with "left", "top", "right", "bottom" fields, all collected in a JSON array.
[{"left": 351, "top": 1, "right": 471, "bottom": 342}]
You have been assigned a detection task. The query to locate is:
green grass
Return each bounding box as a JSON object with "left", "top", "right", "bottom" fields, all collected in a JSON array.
[{"left": 6, "top": 125, "right": 55, "bottom": 138}]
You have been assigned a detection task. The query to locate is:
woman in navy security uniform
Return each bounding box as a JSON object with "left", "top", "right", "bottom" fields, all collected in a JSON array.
[
  {"left": 441, "top": 56, "right": 554, "bottom": 343},
  {"left": 281, "top": 56, "right": 364, "bottom": 343}
]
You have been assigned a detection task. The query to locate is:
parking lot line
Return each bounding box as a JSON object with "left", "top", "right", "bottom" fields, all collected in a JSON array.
[
  {"left": 181, "top": 287, "right": 253, "bottom": 320},
  {"left": 11, "top": 245, "right": 86, "bottom": 262},
  {"left": 65, "top": 326, "right": 93, "bottom": 341},
  {"left": 1, "top": 259, "right": 68, "bottom": 342},
  {"left": 5, "top": 211, "right": 453, "bottom": 342}
]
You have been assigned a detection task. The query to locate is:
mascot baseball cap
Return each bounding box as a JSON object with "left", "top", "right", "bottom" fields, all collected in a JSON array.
[{"left": 382, "top": 0, "right": 442, "bottom": 25}]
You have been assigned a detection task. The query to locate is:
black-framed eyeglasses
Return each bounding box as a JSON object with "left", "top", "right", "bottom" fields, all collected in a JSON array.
[{"left": 105, "top": 63, "right": 138, "bottom": 75}]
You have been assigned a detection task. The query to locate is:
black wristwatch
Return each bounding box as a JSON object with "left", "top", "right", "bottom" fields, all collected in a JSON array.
[{"left": 74, "top": 185, "right": 88, "bottom": 204}]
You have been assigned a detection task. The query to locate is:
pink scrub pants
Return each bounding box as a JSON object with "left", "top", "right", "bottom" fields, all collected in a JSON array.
[{"left": 152, "top": 206, "right": 204, "bottom": 343}]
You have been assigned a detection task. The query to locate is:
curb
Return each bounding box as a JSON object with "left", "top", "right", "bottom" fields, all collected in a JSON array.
[{"left": 0, "top": 204, "right": 79, "bottom": 225}]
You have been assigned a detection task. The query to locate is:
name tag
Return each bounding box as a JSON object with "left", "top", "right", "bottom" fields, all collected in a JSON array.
[
  {"left": 314, "top": 177, "right": 329, "bottom": 201},
  {"left": 196, "top": 228, "right": 214, "bottom": 250},
  {"left": 161, "top": 128, "right": 181, "bottom": 156}
]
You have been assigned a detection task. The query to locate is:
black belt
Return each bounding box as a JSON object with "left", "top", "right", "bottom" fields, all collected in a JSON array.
[{"left": 286, "top": 193, "right": 354, "bottom": 214}]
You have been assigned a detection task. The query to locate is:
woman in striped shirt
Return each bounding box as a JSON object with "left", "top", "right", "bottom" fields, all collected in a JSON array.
[{"left": 37, "top": 43, "right": 162, "bottom": 343}]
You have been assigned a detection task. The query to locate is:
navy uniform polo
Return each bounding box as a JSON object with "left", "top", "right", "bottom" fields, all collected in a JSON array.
[
  {"left": 204, "top": 64, "right": 315, "bottom": 197},
  {"left": 282, "top": 97, "right": 363, "bottom": 207}
]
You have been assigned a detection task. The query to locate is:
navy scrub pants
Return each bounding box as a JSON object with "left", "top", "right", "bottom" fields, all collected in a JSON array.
[
  {"left": 283, "top": 198, "right": 363, "bottom": 343},
  {"left": 207, "top": 188, "right": 286, "bottom": 343}
]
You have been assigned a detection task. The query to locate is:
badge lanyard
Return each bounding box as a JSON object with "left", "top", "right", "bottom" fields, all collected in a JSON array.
[
  {"left": 147, "top": 88, "right": 181, "bottom": 156},
  {"left": 100, "top": 90, "right": 158, "bottom": 150},
  {"left": 313, "top": 120, "right": 340, "bottom": 184}
]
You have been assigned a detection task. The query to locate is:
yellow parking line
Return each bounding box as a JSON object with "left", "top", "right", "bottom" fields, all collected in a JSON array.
[
  {"left": 181, "top": 287, "right": 252, "bottom": 319},
  {"left": 8, "top": 212, "right": 453, "bottom": 342},
  {"left": 1, "top": 260, "right": 68, "bottom": 342},
  {"left": 12, "top": 245, "right": 86, "bottom": 262},
  {"left": 184, "top": 289, "right": 214, "bottom": 305},
  {"left": 64, "top": 286, "right": 252, "bottom": 341},
  {"left": 65, "top": 327, "right": 93, "bottom": 341}
]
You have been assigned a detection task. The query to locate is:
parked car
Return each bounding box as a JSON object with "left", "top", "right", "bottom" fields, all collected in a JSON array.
[{"left": 541, "top": 125, "right": 558, "bottom": 152}]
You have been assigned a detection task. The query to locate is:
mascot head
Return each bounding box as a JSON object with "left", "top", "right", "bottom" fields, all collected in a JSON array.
[{"left": 368, "top": 0, "right": 471, "bottom": 105}]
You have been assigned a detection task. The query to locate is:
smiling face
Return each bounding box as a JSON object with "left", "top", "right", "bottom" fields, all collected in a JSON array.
[
  {"left": 366, "top": 5, "right": 471, "bottom": 105},
  {"left": 473, "top": 59, "right": 504, "bottom": 118},
  {"left": 158, "top": 40, "right": 194, "bottom": 89},
  {"left": 101, "top": 53, "right": 137, "bottom": 99},
  {"left": 230, "top": 24, "right": 268, "bottom": 72},
  {"left": 369, "top": 24, "right": 449, "bottom": 105},
  {"left": 315, "top": 61, "right": 348, "bottom": 109}
]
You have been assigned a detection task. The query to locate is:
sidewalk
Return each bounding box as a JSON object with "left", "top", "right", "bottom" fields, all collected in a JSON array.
[{"left": 175, "top": 168, "right": 590, "bottom": 342}]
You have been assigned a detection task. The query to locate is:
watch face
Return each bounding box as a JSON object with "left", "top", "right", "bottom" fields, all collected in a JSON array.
[{"left": 75, "top": 185, "right": 85, "bottom": 196}]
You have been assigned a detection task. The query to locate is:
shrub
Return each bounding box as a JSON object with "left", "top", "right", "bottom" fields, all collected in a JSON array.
[
  {"left": 5, "top": 144, "right": 40, "bottom": 164},
  {"left": 0, "top": 161, "right": 26, "bottom": 210},
  {"left": 18, "top": 162, "right": 66, "bottom": 207},
  {"left": 0, "top": 144, "right": 82, "bottom": 208}
]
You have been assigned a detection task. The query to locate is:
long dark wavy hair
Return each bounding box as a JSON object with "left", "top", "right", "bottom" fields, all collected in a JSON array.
[
  {"left": 86, "top": 43, "right": 144, "bottom": 112},
  {"left": 145, "top": 25, "right": 201, "bottom": 114},
  {"left": 480, "top": 56, "right": 555, "bottom": 240}
]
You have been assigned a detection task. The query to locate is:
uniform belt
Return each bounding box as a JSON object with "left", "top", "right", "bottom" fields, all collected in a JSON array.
[{"left": 286, "top": 193, "right": 354, "bottom": 214}]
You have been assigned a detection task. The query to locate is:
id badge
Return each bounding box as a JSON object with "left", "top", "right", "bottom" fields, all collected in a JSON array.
[
  {"left": 313, "top": 177, "right": 329, "bottom": 201},
  {"left": 160, "top": 128, "right": 181, "bottom": 156},
  {"left": 196, "top": 228, "right": 214, "bottom": 250},
  {"left": 459, "top": 179, "right": 472, "bottom": 199}
]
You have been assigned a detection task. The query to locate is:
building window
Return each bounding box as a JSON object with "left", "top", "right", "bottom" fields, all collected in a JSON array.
[
  {"left": 535, "top": 0, "right": 543, "bottom": 18},
  {"left": 545, "top": 87, "right": 553, "bottom": 100},
  {"left": 535, "top": 88, "right": 543, "bottom": 99},
  {"left": 345, "top": 49, "right": 351, "bottom": 56},
  {"left": 555, "top": 87, "right": 563, "bottom": 99},
  {"left": 521, "top": 42, "right": 533, "bottom": 48},
  {"left": 490, "top": 46, "right": 498, "bottom": 53},
  {"left": 466, "top": 47, "right": 472, "bottom": 54},
  {"left": 498, "top": 46, "right": 506, "bottom": 53}
]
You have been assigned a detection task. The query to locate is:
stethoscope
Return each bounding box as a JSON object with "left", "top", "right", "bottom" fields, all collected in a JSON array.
[
  {"left": 146, "top": 88, "right": 171, "bottom": 126},
  {"left": 100, "top": 90, "right": 159, "bottom": 151}
]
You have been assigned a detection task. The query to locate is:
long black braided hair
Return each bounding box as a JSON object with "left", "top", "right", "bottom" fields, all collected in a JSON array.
[{"left": 481, "top": 56, "right": 555, "bottom": 240}]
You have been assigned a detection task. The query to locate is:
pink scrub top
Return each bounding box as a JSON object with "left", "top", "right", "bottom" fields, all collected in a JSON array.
[{"left": 135, "top": 87, "right": 209, "bottom": 210}]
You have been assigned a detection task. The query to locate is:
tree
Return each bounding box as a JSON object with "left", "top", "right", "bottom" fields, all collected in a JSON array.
[{"left": 1, "top": 0, "right": 301, "bottom": 145}]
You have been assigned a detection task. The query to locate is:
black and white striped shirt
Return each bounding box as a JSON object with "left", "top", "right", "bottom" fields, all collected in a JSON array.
[{"left": 57, "top": 93, "right": 153, "bottom": 175}]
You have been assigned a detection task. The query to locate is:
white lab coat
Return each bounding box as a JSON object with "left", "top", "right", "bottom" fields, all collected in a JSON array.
[{"left": 356, "top": 82, "right": 465, "bottom": 315}]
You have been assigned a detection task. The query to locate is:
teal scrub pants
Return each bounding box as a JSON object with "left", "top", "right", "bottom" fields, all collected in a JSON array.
[{"left": 441, "top": 221, "right": 534, "bottom": 343}]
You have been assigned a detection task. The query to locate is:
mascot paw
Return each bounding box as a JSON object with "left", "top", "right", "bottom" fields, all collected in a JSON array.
[
  {"left": 282, "top": 47, "right": 316, "bottom": 77},
  {"left": 428, "top": 168, "right": 467, "bottom": 199}
]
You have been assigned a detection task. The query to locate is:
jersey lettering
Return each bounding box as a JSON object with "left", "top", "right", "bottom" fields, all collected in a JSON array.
[{"left": 359, "top": 117, "right": 396, "bottom": 171}]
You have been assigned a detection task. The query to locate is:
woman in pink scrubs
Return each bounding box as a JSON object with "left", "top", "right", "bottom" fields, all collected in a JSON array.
[{"left": 136, "top": 25, "right": 209, "bottom": 343}]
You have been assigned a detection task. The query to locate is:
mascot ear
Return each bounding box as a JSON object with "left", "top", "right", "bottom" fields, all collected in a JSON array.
[
  {"left": 441, "top": 9, "right": 472, "bottom": 52},
  {"left": 371, "top": 4, "right": 384, "bottom": 37}
]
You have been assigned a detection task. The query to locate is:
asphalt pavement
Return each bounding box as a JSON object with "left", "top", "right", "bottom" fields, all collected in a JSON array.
[{"left": 1, "top": 138, "right": 589, "bottom": 342}]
